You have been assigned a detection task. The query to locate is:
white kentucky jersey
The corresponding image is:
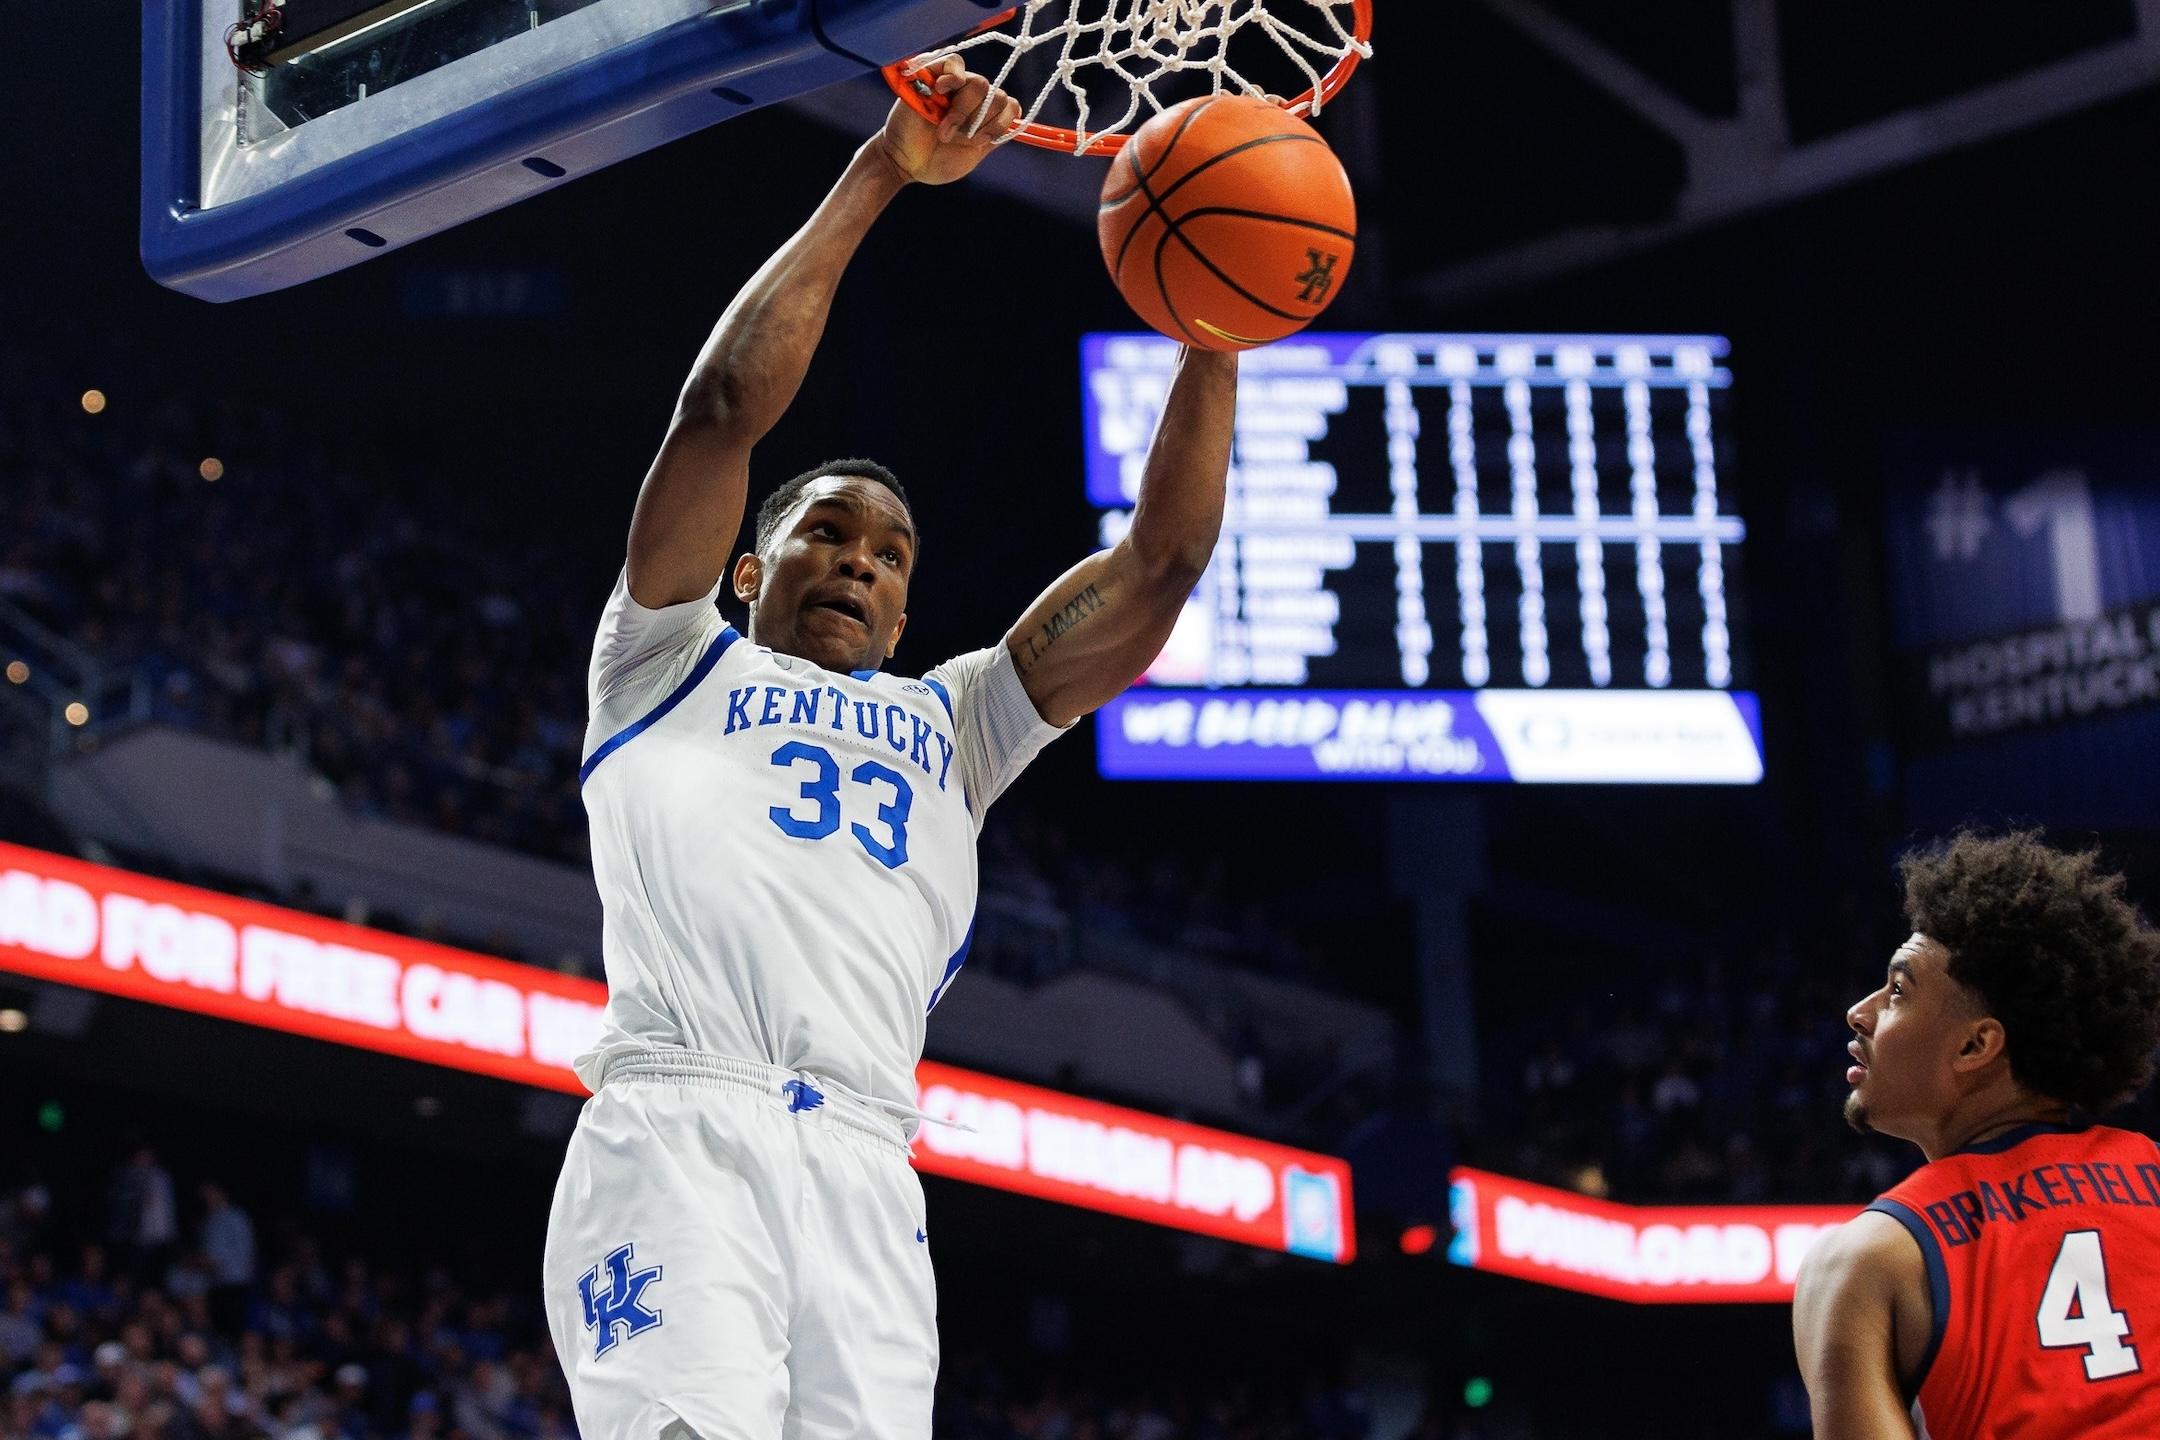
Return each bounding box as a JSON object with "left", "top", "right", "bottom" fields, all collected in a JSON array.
[{"left": 573, "top": 571, "right": 1065, "bottom": 1116}]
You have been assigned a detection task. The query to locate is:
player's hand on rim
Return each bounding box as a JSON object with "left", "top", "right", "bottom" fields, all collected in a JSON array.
[{"left": 876, "top": 58, "right": 1020, "bottom": 186}]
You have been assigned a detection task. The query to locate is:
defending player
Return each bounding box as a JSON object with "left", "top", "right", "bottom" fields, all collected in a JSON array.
[
  {"left": 1794, "top": 831, "right": 2160, "bottom": 1438},
  {"left": 540, "top": 59, "right": 1237, "bottom": 1440}
]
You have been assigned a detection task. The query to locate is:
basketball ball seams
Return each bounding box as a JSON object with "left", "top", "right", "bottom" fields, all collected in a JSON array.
[
  {"left": 1139, "top": 131, "right": 1339, "bottom": 341},
  {"left": 1099, "top": 97, "right": 1214, "bottom": 211},
  {"left": 1140, "top": 96, "right": 1218, "bottom": 189},
  {"left": 1109, "top": 126, "right": 1327, "bottom": 287},
  {"left": 1143, "top": 132, "right": 1325, "bottom": 218},
  {"left": 1097, "top": 95, "right": 1355, "bottom": 351},
  {"left": 1099, "top": 125, "right": 1157, "bottom": 216},
  {"left": 1109, "top": 147, "right": 1159, "bottom": 282},
  {"left": 1140, "top": 95, "right": 1226, "bottom": 183},
  {"left": 1107, "top": 100, "right": 1218, "bottom": 282},
  {"left": 1151, "top": 225, "right": 1206, "bottom": 347},
  {"left": 1159, "top": 220, "right": 1308, "bottom": 323},
  {"left": 1173, "top": 206, "right": 1356, "bottom": 243},
  {"left": 1104, "top": 146, "right": 1147, "bottom": 213}
]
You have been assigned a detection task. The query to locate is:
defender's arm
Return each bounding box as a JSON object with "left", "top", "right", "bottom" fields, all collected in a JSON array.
[
  {"left": 1793, "top": 1212, "right": 1924, "bottom": 1440},
  {"left": 626, "top": 64, "right": 1015, "bottom": 608},
  {"left": 1003, "top": 346, "right": 1236, "bottom": 726}
]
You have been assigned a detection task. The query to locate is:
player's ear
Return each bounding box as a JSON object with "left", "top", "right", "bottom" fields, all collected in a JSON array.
[
  {"left": 1954, "top": 1015, "right": 2008, "bottom": 1072},
  {"left": 886, "top": 611, "right": 907, "bottom": 659},
  {"left": 732, "top": 552, "right": 762, "bottom": 607}
]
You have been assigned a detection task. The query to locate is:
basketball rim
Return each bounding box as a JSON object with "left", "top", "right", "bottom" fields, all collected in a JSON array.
[{"left": 881, "top": 0, "right": 1373, "bottom": 158}]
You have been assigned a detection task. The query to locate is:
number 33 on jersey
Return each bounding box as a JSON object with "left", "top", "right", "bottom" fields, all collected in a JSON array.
[{"left": 570, "top": 574, "right": 1067, "bottom": 1114}]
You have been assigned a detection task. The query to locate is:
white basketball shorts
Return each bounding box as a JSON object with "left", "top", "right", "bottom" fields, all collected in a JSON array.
[{"left": 543, "top": 1050, "right": 937, "bottom": 1440}]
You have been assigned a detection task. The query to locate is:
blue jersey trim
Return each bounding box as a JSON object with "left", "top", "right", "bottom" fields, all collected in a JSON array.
[
  {"left": 1866, "top": 1198, "right": 1948, "bottom": 1400},
  {"left": 579, "top": 626, "right": 738, "bottom": 786},
  {"left": 926, "top": 920, "right": 976, "bottom": 1014},
  {"left": 851, "top": 666, "right": 882, "bottom": 681},
  {"left": 1949, "top": 1120, "right": 2080, "bottom": 1157},
  {"left": 922, "top": 675, "right": 955, "bottom": 722}
]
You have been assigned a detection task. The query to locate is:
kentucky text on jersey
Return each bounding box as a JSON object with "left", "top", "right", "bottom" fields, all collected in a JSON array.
[
  {"left": 721, "top": 682, "right": 957, "bottom": 792},
  {"left": 1921, "top": 1160, "right": 2160, "bottom": 1247},
  {"left": 573, "top": 573, "right": 1066, "bottom": 1111}
]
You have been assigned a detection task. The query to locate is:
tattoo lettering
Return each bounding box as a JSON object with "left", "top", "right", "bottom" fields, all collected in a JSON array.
[{"left": 1015, "top": 584, "right": 1104, "bottom": 675}]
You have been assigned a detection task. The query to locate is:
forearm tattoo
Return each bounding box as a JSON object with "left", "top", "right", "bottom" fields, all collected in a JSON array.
[{"left": 1015, "top": 584, "right": 1104, "bottom": 676}]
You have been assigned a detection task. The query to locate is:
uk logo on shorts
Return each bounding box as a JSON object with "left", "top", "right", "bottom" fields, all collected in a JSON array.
[{"left": 579, "top": 1243, "right": 663, "bottom": 1358}]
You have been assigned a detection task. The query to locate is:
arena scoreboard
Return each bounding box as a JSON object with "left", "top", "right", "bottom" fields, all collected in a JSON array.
[{"left": 1085, "top": 333, "right": 1763, "bottom": 784}]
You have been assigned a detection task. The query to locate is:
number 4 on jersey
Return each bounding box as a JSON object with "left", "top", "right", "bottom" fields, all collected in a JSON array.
[{"left": 2037, "top": 1230, "right": 2141, "bottom": 1381}]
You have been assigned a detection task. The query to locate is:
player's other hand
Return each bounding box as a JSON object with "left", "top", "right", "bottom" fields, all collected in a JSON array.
[{"left": 877, "top": 58, "right": 1020, "bottom": 185}]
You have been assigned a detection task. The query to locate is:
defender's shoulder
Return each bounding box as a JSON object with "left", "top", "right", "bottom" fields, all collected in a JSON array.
[{"left": 1802, "top": 1208, "right": 1925, "bottom": 1289}]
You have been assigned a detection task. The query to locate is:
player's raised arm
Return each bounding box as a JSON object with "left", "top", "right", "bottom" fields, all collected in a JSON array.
[
  {"left": 625, "top": 62, "right": 1019, "bottom": 608},
  {"left": 1792, "top": 1213, "right": 1924, "bottom": 1440},
  {"left": 1003, "top": 345, "right": 1236, "bottom": 726}
]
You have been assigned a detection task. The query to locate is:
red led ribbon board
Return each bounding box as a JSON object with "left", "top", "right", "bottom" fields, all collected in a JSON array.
[
  {"left": 0, "top": 840, "right": 605, "bottom": 1091},
  {"left": 1448, "top": 1166, "right": 1856, "bottom": 1303},
  {"left": 0, "top": 842, "right": 1353, "bottom": 1261},
  {"left": 911, "top": 1062, "right": 1355, "bottom": 1263}
]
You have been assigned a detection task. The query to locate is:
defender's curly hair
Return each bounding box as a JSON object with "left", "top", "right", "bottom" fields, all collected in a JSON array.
[{"left": 1901, "top": 830, "right": 2160, "bottom": 1114}]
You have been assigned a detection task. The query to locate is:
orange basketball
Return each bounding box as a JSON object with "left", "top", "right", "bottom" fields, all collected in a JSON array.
[{"left": 1098, "top": 95, "right": 1357, "bottom": 352}]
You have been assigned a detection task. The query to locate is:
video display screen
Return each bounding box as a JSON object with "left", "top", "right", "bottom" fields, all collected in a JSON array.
[{"left": 1084, "top": 333, "right": 1762, "bottom": 784}]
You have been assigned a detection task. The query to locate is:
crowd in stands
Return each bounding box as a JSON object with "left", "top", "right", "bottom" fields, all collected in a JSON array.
[
  {"left": 1480, "top": 891, "right": 2160, "bottom": 1207},
  {"left": 0, "top": 345, "right": 597, "bottom": 864},
  {"left": 1465, "top": 869, "right": 1929, "bottom": 1207},
  {"left": 933, "top": 1347, "right": 1378, "bottom": 1440},
  {"left": 0, "top": 1149, "right": 576, "bottom": 1440},
  {"left": 0, "top": 1139, "right": 1384, "bottom": 1440},
  {"left": 1480, "top": 935, "right": 1920, "bottom": 1205}
]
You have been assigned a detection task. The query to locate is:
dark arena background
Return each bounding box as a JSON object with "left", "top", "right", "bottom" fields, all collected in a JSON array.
[{"left": 7, "top": 4, "right": 2160, "bottom": 1438}]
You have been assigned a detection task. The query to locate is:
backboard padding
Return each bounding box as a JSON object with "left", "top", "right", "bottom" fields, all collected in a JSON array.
[{"left": 143, "top": 0, "right": 999, "bottom": 301}]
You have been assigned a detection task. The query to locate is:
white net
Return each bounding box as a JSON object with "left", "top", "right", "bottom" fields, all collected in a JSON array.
[{"left": 899, "top": 0, "right": 1371, "bottom": 155}]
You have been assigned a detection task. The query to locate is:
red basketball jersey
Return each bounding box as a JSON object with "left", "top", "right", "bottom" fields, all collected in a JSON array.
[{"left": 1869, "top": 1123, "right": 2160, "bottom": 1439}]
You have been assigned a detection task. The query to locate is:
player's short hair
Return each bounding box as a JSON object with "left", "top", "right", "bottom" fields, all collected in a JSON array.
[
  {"left": 1901, "top": 830, "right": 2160, "bottom": 1114},
  {"left": 753, "top": 459, "right": 914, "bottom": 557}
]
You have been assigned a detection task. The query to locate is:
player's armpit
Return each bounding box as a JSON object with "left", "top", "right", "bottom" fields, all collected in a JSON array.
[
  {"left": 1001, "top": 542, "right": 1193, "bottom": 728},
  {"left": 1792, "top": 1212, "right": 1925, "bottom": 1440}
]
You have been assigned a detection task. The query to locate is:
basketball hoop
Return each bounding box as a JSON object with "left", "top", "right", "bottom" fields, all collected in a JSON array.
[{"left": 882, "top": 0, "right": 1373, "bottom": 158}]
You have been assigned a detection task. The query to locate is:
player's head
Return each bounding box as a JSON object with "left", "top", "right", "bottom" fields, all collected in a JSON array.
[
  {"left": 733, "top": 459, "right": 917, "bottom": 673},
  {"left": 1843, "top": 830, "right": 2160, "bottom": 1147}
]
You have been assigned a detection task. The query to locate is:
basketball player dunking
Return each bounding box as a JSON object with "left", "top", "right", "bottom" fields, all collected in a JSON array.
[
  {"left": 541, "top": 62, "right": 1237, "bottom": 1440},
  {"left": 1795, "top": 831, "right": 2160, "bottom": 1438}
]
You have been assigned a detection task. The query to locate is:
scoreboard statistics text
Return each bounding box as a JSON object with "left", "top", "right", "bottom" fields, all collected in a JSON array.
[{"left": 1086, "top": 334, "right": 1763, "bottom": 783}]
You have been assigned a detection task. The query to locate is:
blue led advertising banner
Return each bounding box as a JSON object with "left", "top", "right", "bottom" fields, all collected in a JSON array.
[{"left": 1883, "top": 430, "right": 2160, "bottom": 829}]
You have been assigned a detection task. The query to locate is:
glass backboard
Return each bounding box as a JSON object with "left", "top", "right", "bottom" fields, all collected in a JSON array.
[{"left": 143, "top": 0, "right": 994, "bottom": 301}]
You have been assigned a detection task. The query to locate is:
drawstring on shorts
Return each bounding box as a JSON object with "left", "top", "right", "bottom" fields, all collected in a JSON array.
[{"left": 596, "top": 1049, "right": 974, "bottom": 1150}]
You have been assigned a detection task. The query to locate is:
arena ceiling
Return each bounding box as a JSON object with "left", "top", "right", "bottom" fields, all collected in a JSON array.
[{"left": 794, "top": 0, "right": 2160, "bottom": 304}]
